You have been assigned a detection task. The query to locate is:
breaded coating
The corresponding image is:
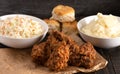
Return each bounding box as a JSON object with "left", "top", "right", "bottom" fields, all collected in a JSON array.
[
  {"left": 31, "top": 42, "right": 47, "bottom": 65},
  {"left": 79, "top": 42, "right": 96, "bottom": 68},
  {"left": 68, "top": 42, "right": 82, "bottom": 66},
  {"left": 45, "top": 42, "right": 69, "bottom": 71},
  {"left": 68, "top": 42, "right": 96, "bottom": 68},
  {"left": 51, "top": 30, "right": 75, "bottom": 45},
  {"left": 31, "top": 31, "right": 71, "bottom": 71},
  {"left": 31, "top": 30, "right": 96, "bottom": 71}
]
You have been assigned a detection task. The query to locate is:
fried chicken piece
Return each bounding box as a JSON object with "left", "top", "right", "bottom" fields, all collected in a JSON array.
[
  {"left": 68, "top": 42, "right": 96, "bottom": 68},
  {"left": 50, "top": 31, "right": 96, "bottom": 68},
  {"left": 31, "top": 30, "right": 96, "bottom": 71},
  {"left": 45, "top": 42, "right": 69, "bottom": 71},
  {"left": 44, "top": 31, "right": 71, "bottom": 71},
  {"left": 50, "top": 30, "right": 75, "bottom": 45},
  {"left": 79, "top": 42, "right": 96, "bottom": 68},
  {"left": 31, "top": 42, "right": 47, "bottom": 65},
  {"left": 31, "top": 31, "right": 71, "bottom": 71},
  {"left": 68, "top": 42, "right": 82, "bottom": 66},
  {"left": 31, "top": 31, "right": 62, "bottom": 65},
  {"left": 31, "top": 42, "right": 58, "bottom": 66}
]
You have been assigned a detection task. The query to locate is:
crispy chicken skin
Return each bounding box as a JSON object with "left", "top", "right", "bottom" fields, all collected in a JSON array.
[
  {"left": 31, "top": 31, "right": 71, "bottom": 71},
  {"left": 45, "top": 42, "right": 69, "bottom": 71},
  {"left": 79, "top": 42, "right": 96, "bottom": 68},
  {"left": 31, "top": 30, "right": 96, "bottom": 71},
  {"left": 68, "top": 42, "right": 81, "bottom": 66},
  {"left": 31, "top": 42, "right": 48, "bottom": 65},
  {"left": 68, "top": 42, "right": 96, "bottom": 68}
]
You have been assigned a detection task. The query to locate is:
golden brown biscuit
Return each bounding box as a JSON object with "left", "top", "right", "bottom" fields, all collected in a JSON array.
[
  {"left": 62, "top": 21, "right": 84, "bottom": 45},
  {"left": 44, "top": 19, "right": 60, "bottom": 31},
  {"left": 62, "top": 21, "right": 77, "bottom": 35},
  {"left": 51, "top": 5, "right": 75, "bottom": 22}
]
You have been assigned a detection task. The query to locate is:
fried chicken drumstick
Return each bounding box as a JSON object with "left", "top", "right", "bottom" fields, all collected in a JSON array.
[{"left": 31, "top": 30, "right": 96, "bottom": 71}]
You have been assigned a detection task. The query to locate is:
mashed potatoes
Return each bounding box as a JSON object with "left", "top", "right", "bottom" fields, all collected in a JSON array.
[
  {"left": 81, "top": 13, "right": 120, "bottom": 38},
  {"left": 0, "top": 16, "right": 43, "bottom": 38}
]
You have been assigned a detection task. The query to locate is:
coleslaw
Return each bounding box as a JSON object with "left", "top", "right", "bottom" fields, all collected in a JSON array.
[{"left": 0, "top": 16, "right": 43, "bottom": 38}]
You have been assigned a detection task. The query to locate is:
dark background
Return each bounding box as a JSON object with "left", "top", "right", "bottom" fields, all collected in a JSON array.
[
  {"left": 0, "top": 0, "right": 120, "bottom": 74},
  {"left": 0, "top": 0, "right": 120, "bottom": 19}
]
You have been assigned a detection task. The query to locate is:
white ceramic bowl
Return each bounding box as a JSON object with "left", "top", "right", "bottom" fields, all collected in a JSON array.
[
  {"left": 77, "top": 15, "right": 120, "bottom": 49},
  {"left": 0, "top": 14, "right": 48, "bottom": 48}
]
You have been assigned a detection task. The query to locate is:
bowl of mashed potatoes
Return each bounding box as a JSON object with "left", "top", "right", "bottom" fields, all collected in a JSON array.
[
  {"left": 0, "top": 14, "right": 48, "bottom": 48},
  {"left": 77, "top": 13, "right": 120, "bottom": 48}
]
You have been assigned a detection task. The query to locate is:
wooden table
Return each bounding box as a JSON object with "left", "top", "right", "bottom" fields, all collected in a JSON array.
[{"left": 0, "top": 0, "right": 120, "bottom": 74}]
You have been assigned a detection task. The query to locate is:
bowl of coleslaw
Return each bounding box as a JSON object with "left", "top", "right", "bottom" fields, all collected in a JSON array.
[{"left": 0, "top": 14, "right": 48, "bottom": 48}]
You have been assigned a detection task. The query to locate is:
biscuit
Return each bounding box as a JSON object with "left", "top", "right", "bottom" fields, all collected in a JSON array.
[
  {"left": 51, "top": 5, "right": 75, "bottom": 22},
  {"left": 44, "top": 19, "right": 60, "bottom": 31},
  {"left": 62, "top": 21, "right": 84, "bottom": 45},
  {"left": 62, "top": 21, "right": 77, "bottom": 35}
]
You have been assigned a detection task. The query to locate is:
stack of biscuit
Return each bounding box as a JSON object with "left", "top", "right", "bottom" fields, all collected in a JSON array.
[{"left": 44, "top": 5, "right": 84, "bottom": 45}]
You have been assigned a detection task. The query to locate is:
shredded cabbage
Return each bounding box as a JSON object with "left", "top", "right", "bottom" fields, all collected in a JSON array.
[{"left": 0, "top": 16, "right": 43, "bottom": 38}]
